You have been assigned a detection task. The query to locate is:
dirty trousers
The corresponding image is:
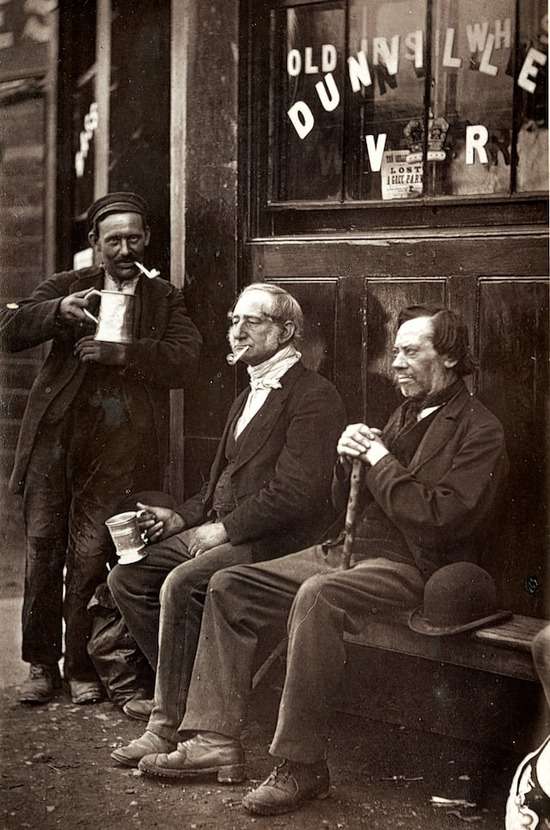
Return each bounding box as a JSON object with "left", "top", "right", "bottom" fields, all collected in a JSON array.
[
  {"left": 181, "top": 545, "right": 425, "bottom": 763},
  {"left": 108, "top": 531, "right": 254, "bottom": 739},
  {"left": 22, "top": 413, "right": 154, "bottom": 682}
]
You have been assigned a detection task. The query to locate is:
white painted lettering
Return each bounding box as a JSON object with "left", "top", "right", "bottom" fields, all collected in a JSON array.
[
  {"left": 288, "top": 101, "right": 314, "bottom": 139},
  {"left": 494, "top": 17, "right": 511, "bottom": 49},
  {"left": 0, "top": 31, "right": 14, "bottom": 48},
  {"left": 287, "top": 49, "right": 301, "bottom": 76},
  {"left": 24, "top": 0, "right": 57, "bottom": 13},
  {"left": 479, "top": 33, "right": 498, "bottom": 76},
  {"left": 466, "top": 20, "right": 489, "bottom": 53},
  {"left": 364, "top": 133, "right": 387, "bottom": 172},
  {"left": 75, "top": 153, "right": 85, "bottom": 178},
  {"left": 80, "top": 131, "right": 90, "bottom": 155},
  {"left": 322, "top": 43, "right": 337, "bottom": 72},
  {"left": 466, "top": 125, "right": 489, "bottom": 164},
  {"left": 22, "top": 15, "right": 51, "bottom": 42},
  {"left": 315, "top": 72, "right": 340, "bottom": 111},
  {"left": 348, "top": 50, "right": 372, "bottom": 92},
  {"left": 404, "top": 29, "right": 423, "bottom": 69},
  {"left": 372, "top": 35, "right": 399, "bottom": 74},
  {"left": 304, "top": 46, "right": 319, "bottom": 74},
  {"left": 517, "top": 47, "right": 547, "bottom": 93},
  {"left": 442, "top": 27, "right": 462, "bottom": 68}
]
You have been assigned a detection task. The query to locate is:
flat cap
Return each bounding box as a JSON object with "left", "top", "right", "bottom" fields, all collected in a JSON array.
[{"left": 87, "top": 191, "right": 149, "bottom": 230}]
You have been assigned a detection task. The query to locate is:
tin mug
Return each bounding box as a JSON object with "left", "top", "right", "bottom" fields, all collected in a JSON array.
[
  {"left": 84, "top": 289, "right": 134, "bottom": 344},
  {"left": 105, "top": 510, "right": 147, "bottom": 565}
]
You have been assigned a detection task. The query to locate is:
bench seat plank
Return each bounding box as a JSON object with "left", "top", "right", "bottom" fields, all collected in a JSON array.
[
  {"left": 473, "top": 615, "right": 549, "bottom": 652},
  {"left": 344, "top": 614, "right": 549, "bottom": 682}
]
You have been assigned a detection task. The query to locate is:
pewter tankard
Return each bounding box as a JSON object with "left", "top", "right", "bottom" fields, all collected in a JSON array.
[{"left": 84, "top": 289, "right": 134, "bottom": 344}]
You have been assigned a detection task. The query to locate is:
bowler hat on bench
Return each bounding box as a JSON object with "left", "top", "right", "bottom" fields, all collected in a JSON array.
[{"left": 408, "top": 562, "right": 512, "bottom": 636}]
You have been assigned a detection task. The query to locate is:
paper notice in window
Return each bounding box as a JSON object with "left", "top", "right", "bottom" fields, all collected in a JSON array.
[{"left": 380, "top": 151, "right": 423, "bottom": 200}]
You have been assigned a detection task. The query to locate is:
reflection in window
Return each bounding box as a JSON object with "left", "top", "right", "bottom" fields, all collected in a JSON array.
[
  {"left": 272, "top": 3, "right": 346, "bottom": 201},
  {"left": 431, "top": 0, "right": 514, "bottom": 196},
  {"left": 347, "top": 0, "right": 426, "bottom": 200},
  {"left": 268, "top": 0, "right": 548, "bottom": 203},
  {"left": 517, "top": 0, "right": 548, "bottom": 191}
]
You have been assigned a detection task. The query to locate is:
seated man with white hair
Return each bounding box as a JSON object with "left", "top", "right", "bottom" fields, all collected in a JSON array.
[{"left": 109, "top": 282, "right": 346, "bottom": 766}]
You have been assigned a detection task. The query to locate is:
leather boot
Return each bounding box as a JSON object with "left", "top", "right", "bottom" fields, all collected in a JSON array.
[
  {"left": 19, "top": 664, "right": 61, "bottom": 705},
  {"left": 242, "top": 759, "right": 330, "bottom": 815},
  {"left": 138, "top": 732, "right": 245, "bottom": 782},
  {"left": 111, "top": 730, "right": 176, "bottom": 768}
]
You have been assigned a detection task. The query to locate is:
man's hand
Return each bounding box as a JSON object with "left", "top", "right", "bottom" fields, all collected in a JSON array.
[
  {"left": 75, "top": 335, "right": 127, "bottom": 365},
  {"left": 337, "top": 424, "right": 388, "bottom": 467},
  {"left": 136, "top": 503, "right": 185, "bottom": 544},
  {"left": 59, "top": 289, "right": 97, "bottom": 323},
  {"left": 187, "top": 522, "right": 229, "bottom": 557}
]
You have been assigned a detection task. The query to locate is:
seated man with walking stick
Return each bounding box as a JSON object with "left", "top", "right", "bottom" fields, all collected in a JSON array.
[{"left": 132, "top": 303, "right": 509, "bottom": 817}]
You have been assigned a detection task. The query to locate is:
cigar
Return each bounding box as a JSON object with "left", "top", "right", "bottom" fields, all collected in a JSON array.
[
  {"left": 134, "top": 261, "right": 160, "bottom": 279},
  {"left": 226, "top": 346, "right": 250, "bottom": 366}
]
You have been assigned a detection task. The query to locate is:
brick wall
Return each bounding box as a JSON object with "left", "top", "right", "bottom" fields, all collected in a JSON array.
[{"left": 0, "top": 92, "right": 46, "bottom": 593}]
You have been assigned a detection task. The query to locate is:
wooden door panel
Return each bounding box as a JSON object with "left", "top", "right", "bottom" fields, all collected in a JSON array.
[
  {"left": 335, "top": 275, "right": 364, "bottom": 422},
  {"left": 243, "top": 251, "right": 549, "bottom": 618},
  {"left": 267, "top": 279, "right": 337, "bottom": 381},
  {"left": 477, "top": 278, "right": 549, "bottom": 616}
]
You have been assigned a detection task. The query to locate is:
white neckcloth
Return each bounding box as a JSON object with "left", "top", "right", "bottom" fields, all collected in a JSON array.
[{"left": 234, "top": 345, "right": 301, "bottom": 438}]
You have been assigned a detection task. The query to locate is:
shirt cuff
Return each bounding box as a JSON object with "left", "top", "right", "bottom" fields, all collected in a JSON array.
[{"left": 365, "top": 443, "right": 389, "bottom": 467}]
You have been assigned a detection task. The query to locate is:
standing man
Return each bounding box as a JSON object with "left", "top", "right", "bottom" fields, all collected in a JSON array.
[
  {"left": 0, "top": 192, "right": 201, "bottom": 705},
  {"left": 108, "top": 283, "right": 346, "bottom": 764},
  {"left": 134, "top": 304, "right": 508, "bottom": 818}
]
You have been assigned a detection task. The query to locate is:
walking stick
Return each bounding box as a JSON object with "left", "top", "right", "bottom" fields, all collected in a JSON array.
[{"left": 341, "top": 458, "right": 363, "bottom": 570}]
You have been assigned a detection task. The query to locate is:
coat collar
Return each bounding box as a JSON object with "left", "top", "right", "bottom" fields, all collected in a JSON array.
[
  {"left": 213, "top": 362, "right": 306, "bottom": 481},
  {"left": 409, "top": 382, "right": 471, "bottom": 472}
]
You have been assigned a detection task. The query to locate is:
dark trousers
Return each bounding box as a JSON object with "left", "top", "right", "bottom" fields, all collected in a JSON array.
[
  {"left": 108, "top": 530, "right": 254, "bottom": 741},
  {"left": 181, "top": 545, "right": 425, "bottom": 763},
  {"left": 22, "top": 411, "right": 155, "bottom": 681}
]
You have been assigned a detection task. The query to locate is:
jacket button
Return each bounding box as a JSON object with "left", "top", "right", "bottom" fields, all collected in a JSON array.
[{"left": 45, "top": 386, "right": 52, "bottom": 393}]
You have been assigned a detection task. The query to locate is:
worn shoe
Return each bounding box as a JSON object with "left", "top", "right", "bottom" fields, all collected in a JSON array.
[
  {"left": 122, "top": 697, "right": 154, "bottom": 722},
  {"left": 242, "top": 759, "right": 330, "bottom": 815},
  {"left": 19, "top": 664, "right": 61, "bottom": 704},
  {"left": 111, "top": 731, "right": 176, "bottom": 768},
  {"left": 138, "top": 732, "right": 245, "bottom": 782},
  {"left": 69, "top": 679, "right": 104, "bottom": 705}
]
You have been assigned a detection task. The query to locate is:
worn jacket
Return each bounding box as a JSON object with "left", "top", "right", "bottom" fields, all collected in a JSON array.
[
  {"left": 178, "top": 361, "right": 347, "bottom": 560},
  {"left": 0, "top": 266, "right": 202, "bottom": 493},
  {"left": 333, "top": 383, "right": 508, "bottom": 577}
]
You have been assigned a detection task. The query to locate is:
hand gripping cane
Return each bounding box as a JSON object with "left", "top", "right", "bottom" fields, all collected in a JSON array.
[{"left": 341, "top": 458, "right": 363, "bottom": 570}]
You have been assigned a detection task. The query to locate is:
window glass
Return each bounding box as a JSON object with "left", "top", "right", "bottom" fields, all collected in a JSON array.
[
  {"left": 430, "top": 0, "right": 514, "bottom": 196},
  {"left": 271, "top": 2, "right": 346, "bottom": 201},
  {"left": 346, "top": 0, "right": 426, "bottom": 200},
  {"left": 516, "top": 0, "right": 548, "bottom": 191},
  {"left": 267, "top": 0, "right": 548, "bottom": 204}
]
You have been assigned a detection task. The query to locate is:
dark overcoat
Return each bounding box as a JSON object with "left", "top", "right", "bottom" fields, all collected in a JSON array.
[
  {"left": 0, "top": 266, "right": 201, "bottom": 493},
  {"left": 333, "top": 383, "right": 509, "bottom": 577},
  {"left": 177, "top": 361, "right": 347, "bottom": 560}
]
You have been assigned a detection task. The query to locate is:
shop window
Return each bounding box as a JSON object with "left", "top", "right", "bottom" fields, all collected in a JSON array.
[{"left": 266, "top": 0, "right": 548, "bottom": 205}]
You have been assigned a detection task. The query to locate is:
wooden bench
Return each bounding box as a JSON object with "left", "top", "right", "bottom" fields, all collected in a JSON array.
[
  {"left": 344, "top": 611, "right": 549, "bottom": 683},
  {"left": 252, "top": 613, "right": 550, "bottom": 749},
  {"left": 253, "top": 613, "right": 549, "bottom": 689}
]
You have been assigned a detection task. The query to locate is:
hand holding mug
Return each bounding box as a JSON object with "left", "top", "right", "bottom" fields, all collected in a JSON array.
[{"left": 136, "top": 502, "right": 185, "bottom": 544}]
